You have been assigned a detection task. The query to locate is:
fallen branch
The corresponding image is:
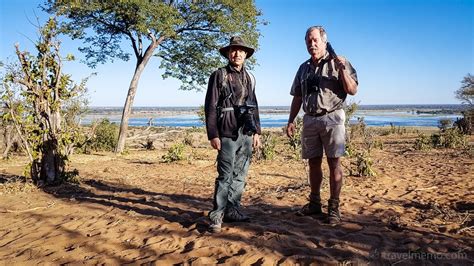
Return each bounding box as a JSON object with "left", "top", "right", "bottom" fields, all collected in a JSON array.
[
  {"left": 457, "top": 225, "right": 474, "bottom": 234},
  {"left": 414, "top": 186, "right": 438, "bottom": 191},
  {"left": 128, "top": 132, "right": 166, "bottom": 141},
  {"left": 0, "top": 202, "right": 55, "bottom": 213}
]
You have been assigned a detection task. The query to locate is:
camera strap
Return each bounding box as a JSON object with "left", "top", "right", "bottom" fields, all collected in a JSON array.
[{"left": 216, "top": 67, "right": 256, "bottom": 117}]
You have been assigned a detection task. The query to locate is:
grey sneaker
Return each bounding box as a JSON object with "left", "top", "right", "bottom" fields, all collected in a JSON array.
[
  {"left": 224, "top": 208, "right": 250, "bottom": 223},
  {"left": 208, "top": 214, "right": 223, "bottom": 233}
]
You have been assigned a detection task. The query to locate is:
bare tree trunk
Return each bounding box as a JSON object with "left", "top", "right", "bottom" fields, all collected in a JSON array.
[
  {"left": 2, "top": 125, "right": 14, "bottom": 159},
  {"left": 39, "top": 110, "right": 64, "bottom": 184},
  {"left": 115, "top": 68, "right": 141, "bottom": 153},
  {"left": 115, "top": 41, "right": 159, "bottom": 153}
]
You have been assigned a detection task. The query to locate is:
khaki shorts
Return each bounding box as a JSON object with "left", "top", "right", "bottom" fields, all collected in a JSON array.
[{"left": 301, "top": 110, "right": 346, "bottom": 159}]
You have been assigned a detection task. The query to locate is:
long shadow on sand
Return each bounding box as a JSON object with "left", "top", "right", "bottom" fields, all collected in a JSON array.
[
  {"left": 41, "top": 178, "right": 473, "bottom": 265},
  {"left": 0, "top": 173, "right": 27, "bottom": 184}
]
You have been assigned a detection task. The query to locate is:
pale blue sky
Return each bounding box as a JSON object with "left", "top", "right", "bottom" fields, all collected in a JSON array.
[{"left": 1, "top": 0, "right": 473, "bottom": 107}]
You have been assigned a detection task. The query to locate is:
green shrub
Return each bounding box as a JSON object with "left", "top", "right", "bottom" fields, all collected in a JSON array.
[
  {"left": 61, "top": 169, "right": 81, "bottom": 184},
  {"left": 454, "top": 109, "right": 473, "bottom": 135},
  {"left": 344, "top": 142, "right": 356, "bottom": 157},
  {"left": 255, "top": 132, "right": 276, "bottom": 161},
  {"left": 431, "top": 128, "right": 467, "bottom": 149},
  {"left": 162, "top": 143, "right": 185, "bottom": 163},
  {"left": 88, "top": 119, "right": 119, "bottom": 152},
  {"left": 197, "top": 105, "right": 205, "bottom": 125},
  {"left": 374, "top": 139, "right": 384, "bottom": 150},
  {"left": 438, "top": 119, "right": 453, "bottom": 132},
  {"left": 344, "top": 102, "right": 358, "bottom": 127},
  {"left": 390, "top": 123, "right": 397, "bottom": 134},
  {"left": 414, "top": 133, "right": 432, "bottom": 151},
  {"left": 350, "top": 151, "right": 376, "bottom": 177},
  {"left": 379, "top": 129, "right": 391, "bottom": 136},
  {"left": 286, "top": 116, "right": 303, "bottom": 159},
  {"left": 185, "top": 127, "right": 205, "bottom": 133},
  {"left": 350, "top": 117, "right": 366, "bottom": 141},
  {"left": 183, "top": 132, "right": 193, "bottom": 146}
]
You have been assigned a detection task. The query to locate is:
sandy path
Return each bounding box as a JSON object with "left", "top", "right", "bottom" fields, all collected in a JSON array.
[{"left": 0, "top": 131, "right": 472, "bottom": 264}]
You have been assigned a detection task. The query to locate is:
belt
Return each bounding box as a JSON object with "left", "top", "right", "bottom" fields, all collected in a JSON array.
[{"left": 307, "top": 109, "right": 338, "bottom": 117}]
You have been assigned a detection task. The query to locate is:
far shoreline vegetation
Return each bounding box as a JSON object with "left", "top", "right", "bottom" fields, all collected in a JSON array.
[{"left": 85, "top": 104, "right": 467, "bottom": 115}]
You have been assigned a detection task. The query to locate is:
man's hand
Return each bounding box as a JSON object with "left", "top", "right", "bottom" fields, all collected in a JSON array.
[
  {"left": 253, "top": 134, "right": 261, "bottom": 148},
  {"left": 334, "top": 56, "right": 346, "bottom": 71},
  {"left": 287, "top": 122, "right": 296, "bottom": 138},
  {"left": 210, "top": 137, "right": 221, "bottom": 150},
  {"left": 335, "top": 56, "right": 358, "bottom": 95}
]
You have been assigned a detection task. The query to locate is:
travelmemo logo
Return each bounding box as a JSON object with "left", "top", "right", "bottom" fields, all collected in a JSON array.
[{"left": 367, "top": 249, "right": 468, "bottom": 261}]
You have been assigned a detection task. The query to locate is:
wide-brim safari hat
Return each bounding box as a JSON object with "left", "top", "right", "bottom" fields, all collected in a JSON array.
[{"left": 219, "top": 36, "right": 255, "bottom": 59}]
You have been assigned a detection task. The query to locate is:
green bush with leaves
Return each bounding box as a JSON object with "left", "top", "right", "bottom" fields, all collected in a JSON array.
[
  {"left": 197, "top": 105, "right": 205, "bottom": 125},
  {"left": 390, "top": 123, "right": 397, "bottom": 134},
  {"left": 415, "top": 128, "right": 467, "bottom": 151},
  {"left": 344, "top": 142, "right": 356, "bottom": 157},
  {"left": 183, "top": 132, "right": 193, "bottom": 146},
  {"left": 431, "top": 128, "right": 467, "bottom": 149},
  {"left": 287, "top": 116, "right": 303, "bottom": 159},
  {"left": 438, "top": 119, "right": 453, "bottom": 132},
  {"left": 414, "top": 133, "right": 432, "bottom": 151},
  {"left": 162, "top": 143, "right": 185, "bottom": 163},
  {"left": 344, "top": 102, "right": 359, "bottom": 127},
  {"left": 255, "top": 132, "right": 276, "bottom": 161},
  {"left": 1, "top": 18, "right": 88, "bottom": 184},
  {"left": 373, "top": 139, "right": 384, "bottom": 150},
  {"left": 350, "top": 151, "right": 377, "bottom": 177},
  {"left": 454, "top": 109, "right": 473, "bottom": 135},
  {"left": 350, "top": 117, "right": 367, "bottom": 140},
  {"left": 89, "top": 119, "right": 119, "bottom": 152}
]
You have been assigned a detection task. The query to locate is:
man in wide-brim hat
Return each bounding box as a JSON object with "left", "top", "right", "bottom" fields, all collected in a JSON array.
[
  {"left": 219, "top": 36, "right": 255, "bottom": 59},
  {"left": 204, "top": 36, "right": 261, "bottom": 233}
]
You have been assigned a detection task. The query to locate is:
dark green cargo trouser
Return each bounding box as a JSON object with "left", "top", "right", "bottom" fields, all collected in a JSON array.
[{"left": 209, "top": 128, "right": 253, "bottom": 222}]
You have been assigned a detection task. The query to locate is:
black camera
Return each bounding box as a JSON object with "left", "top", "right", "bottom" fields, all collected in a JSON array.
[{"left": 236, "top": 105, "right": 257, "bottom": 136}]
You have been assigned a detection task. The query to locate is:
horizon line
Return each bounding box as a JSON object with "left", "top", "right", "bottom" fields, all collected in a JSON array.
[{"left": 88, "top": 103, "right": 465, "bottom": 108}]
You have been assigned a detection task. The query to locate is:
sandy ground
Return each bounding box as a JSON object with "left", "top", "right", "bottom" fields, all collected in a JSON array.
[{"left": 0, "top": 127, "right": 473, "bottom": 265}]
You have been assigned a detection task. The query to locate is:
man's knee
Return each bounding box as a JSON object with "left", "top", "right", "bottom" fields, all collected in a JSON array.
[
  {"left": 308, "top": 156, "right": 323, "bottom": 167},
  {"left": 327, "top": 157, "right": 341, "bottom": 169}
]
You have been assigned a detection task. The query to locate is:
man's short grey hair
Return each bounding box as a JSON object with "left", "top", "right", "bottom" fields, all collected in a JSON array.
[{"left": 305, "top": 26, "right": 327, "bottom": 43}]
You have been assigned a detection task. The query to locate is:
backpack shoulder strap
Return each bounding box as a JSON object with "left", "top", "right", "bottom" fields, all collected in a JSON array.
[
  {"left": 218, "top": 67, "right": 228, "bottom": 93},
  {"left": 216, "top": 67, "right": 233, "bottom": 113},
  {"left": 247, "top": 70, "right": 256, "bottom": 92}
]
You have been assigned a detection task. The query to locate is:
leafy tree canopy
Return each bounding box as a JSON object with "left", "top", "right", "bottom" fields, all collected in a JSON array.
[
  {"left": 44, "top": 0, "right": 264, "bottom": 91},
  {"left": 455, "top": 73, "right": 474, "bottom": 106}
]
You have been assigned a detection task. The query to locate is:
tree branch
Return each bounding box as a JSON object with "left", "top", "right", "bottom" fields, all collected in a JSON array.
[
  {"left": 53, "top": 43, "right": 62, "bottom": 103},
  {"left": 138, "top": 33, "right": 143, "bottom": 57},
  {"left": 90, "top": 12, "right": 130, "bottom": 36},
  {"left": 14, "top": 45, "right": 34, "bottom": 91},
  {"left": 127, "top": 31, "right": 140, "bottom": 59},
  {"left": 176, "top": 26, "right": 220, "bottom": 34},
  {"left": 6, "top": 103, "right": 34, "bottom": 163}
]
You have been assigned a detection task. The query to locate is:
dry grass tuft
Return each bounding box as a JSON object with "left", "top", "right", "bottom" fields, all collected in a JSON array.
[{"left": 0, "top": 176, "right": 37, "bottom": 195}]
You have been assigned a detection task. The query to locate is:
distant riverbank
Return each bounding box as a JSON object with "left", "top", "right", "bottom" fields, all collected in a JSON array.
[
  {"left": 86, "top": 104, "right": 465, "bottom": 116},
  {"left": 82, "top": 104, "right": 465, "bottom": 128}
]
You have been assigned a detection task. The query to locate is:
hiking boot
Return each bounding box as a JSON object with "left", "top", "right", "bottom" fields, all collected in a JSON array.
[
  {"left": 328, "top": 198, "right": 341, "bottom": 225},
  {"left": 296, "top": 193, "right": 322, "bottom": 216},
  {"left": 208, "top": 214, "right": 223, "bottom": 233},
  {"left": 224, "top": 207, "right": 250, "bottom": 223}
]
